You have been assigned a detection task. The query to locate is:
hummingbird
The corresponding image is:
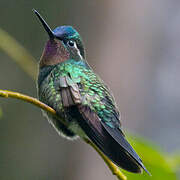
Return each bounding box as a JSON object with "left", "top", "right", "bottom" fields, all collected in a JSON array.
[{"left": 34, "top": 9, "right": 150, "bottom": 174}]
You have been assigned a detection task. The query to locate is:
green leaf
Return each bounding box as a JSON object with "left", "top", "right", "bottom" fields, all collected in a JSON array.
[
  {"left": 167, "top": 152, "right": 180, "bottom": 172},
  {"left": 121, "top": 134, "right": 178, "bottom": 180}
]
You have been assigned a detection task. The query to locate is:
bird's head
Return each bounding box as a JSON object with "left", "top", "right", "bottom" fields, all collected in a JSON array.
[{"left": 33, "top": 10, "right": 85, "bottom": 68}]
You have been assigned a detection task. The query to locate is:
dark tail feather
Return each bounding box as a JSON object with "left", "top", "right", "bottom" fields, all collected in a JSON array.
[
  {"left": 82, "top": 121, "right": 143, "bottom": 173},
  {"left": 101, "top": 121, "right": 151, "bottom": 175},
  {"left": 140, "top": 163, "right": 152, "bottom": 176},
  {"left": 68, "top": 105, "right": 150, "bottom": 173}
]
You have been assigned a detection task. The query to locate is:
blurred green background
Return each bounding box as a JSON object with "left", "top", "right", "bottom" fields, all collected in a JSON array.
[{"left": 0, "top": 0, "right": 180, "bottom": 179}]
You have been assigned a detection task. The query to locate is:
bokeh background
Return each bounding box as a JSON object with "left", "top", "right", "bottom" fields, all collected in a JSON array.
[{"left": 0, "top": 0, "right": 180, "bottom": 179}]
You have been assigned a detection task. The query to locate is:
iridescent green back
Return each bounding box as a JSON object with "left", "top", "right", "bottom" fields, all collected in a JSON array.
[{"left": 38, "top": 59, "right": 121, "bottom": 130}]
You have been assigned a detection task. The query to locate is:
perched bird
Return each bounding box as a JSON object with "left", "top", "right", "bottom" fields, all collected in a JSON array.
[{"left": 34, "top": 9, "right": 150, "bottom": 174}]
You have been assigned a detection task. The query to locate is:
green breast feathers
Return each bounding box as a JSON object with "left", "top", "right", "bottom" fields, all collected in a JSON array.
[{"left": 39, "top": 59, "right": 121, "bottom": 129}]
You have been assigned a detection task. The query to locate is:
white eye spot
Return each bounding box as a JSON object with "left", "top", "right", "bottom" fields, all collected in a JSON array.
[
  {"left": 67, "top": 40, "right": 75, "bottom": 47},
  {"left": 67, "top": 40, "right": 83, "bottom": 59}
]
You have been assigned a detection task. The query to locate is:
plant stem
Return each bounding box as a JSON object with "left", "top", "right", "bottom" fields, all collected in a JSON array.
[
  {"left": 83, "top": 137, "right": 127, "bottom": 180},
  {"left": 0, "top": 89, "right": 127, "bottom": 180},
  {"left": 0, "top": 28, "right": 37, "bottom": 80}
]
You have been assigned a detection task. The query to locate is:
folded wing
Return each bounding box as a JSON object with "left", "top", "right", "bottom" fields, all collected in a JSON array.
[{"left": 58, "top": 74, "right": 149, "bottom": 174}]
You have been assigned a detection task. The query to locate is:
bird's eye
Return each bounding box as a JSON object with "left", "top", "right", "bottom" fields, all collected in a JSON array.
[{"left": 67, "top": 40, "right": 75, "bottom": 47}]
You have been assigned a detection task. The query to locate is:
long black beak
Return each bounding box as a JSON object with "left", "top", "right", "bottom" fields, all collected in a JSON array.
[{"left": 33, "top": 9, "right": 55, "bottom": 40}]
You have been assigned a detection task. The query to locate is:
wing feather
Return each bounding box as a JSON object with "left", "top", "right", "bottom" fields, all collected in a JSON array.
[
  {"left": 58, "top": 72, "right": 149, "bottom": 174},
  {"left": 77, "top": 105, "right": 143, "bottom": 173}
]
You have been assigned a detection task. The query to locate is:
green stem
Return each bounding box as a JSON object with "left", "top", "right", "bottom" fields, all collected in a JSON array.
[
  {"left": 83, "top": 137, "right": 127, "bottom": 180},
  {"left": 0, "top": 28, "right": 37, "bottom": 80},
  {"left": 0, "top": 89, "right": 127, "bottom": 180}
]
